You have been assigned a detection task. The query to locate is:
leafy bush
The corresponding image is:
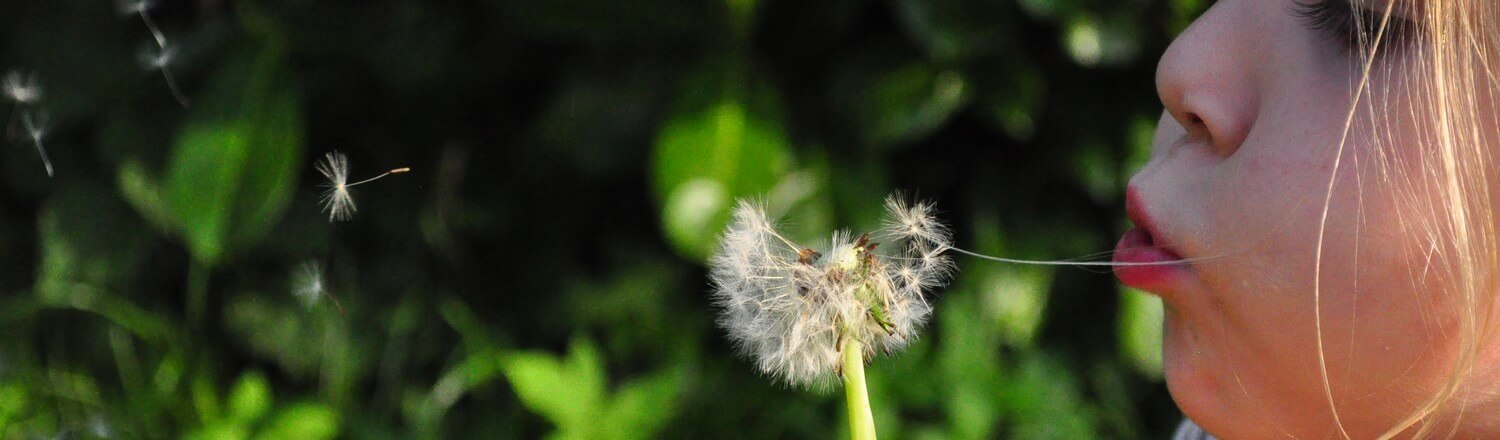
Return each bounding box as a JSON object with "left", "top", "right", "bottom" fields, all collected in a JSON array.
[{"left": 0, "top": 0, "right": 1206, "bottom": 438}]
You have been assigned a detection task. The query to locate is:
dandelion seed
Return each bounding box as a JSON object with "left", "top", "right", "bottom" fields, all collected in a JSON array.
[
  {"left": 3, "top": 70, "right": 41, "bottom": 139},
  {"left": 292, "top": 261, "right": 344, "bottom": 314},
  {"left": 139, "top": 45, "right": 174, "bottom": 69},
  {"left": 2, "top": 71, "right": 41, "bottom": 105},
  {"left": 316, "top": 151, "right": 411, "bottom": 222},
  {"left": 293, "top": 261, "right": 325, "bottom": 306},
  {"left": 709, "top": 194, "right": 954, "bottom": 387},
  {"left": 22, "top": 110, "right": 53, "bottom": 177},
  {"left": 137, "top": 44, "right": 190, "bottom": 108},
  {"left": 122, "top": 0, "right": 189, "bottom": 107},
  {"left": 117, "top": 0, "right": 153, "bottom": 16},
  {"left": 881, "top": 194, "right": 953, "bottom": 252}
]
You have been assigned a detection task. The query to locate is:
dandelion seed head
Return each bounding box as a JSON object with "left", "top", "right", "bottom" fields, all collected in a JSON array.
[
  {"left": 881, "top": 194, "right": 952, "bottom": 251},
  {"left": 316, "top": 152, "right": 356, "bottom": 222},
  {"left": 118, "top": 0, "right": 153, "bottom": 15},
  {"left": 2, "top": 71, "right": 41, "bottom": 104},
  {"left": 139, "top": 45, "right": 176, "bottom": 70},
  {"left": 292, "top": 261, "right": 326, "bottom": 307},
  {"left": 710, "top": 195, "right": 955, "bottom": 387}
]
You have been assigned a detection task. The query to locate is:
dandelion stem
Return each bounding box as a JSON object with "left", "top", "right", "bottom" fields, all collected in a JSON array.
[
  {"left": 842, "top": 339, "right": 877, "bottom": 440},
  {"left": 138, "top": 11, "right": 168, "bottom": 49},
  {"left": 137, "top": 10, "right": 190, "bottom": 108},
  {"left": 158, "top": 66, "right": 190, "bottom": 108},
  {"left": 346, "top": 167, "right": 411, "bottom": 188},
  {"left": 33, "top": 135, "right": 52, "bottom": 177},
  {"left": 21, "top": 110, "right": 52, "bottom": 177}
]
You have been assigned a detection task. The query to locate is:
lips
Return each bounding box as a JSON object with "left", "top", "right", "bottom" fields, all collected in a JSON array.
[{"left": 1113, "top": 188, "right": 1191, "bottom": 293}]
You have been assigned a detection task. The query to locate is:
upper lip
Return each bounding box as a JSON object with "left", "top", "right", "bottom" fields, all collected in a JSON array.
[{"left": 1125, "top": 187, "right": 1167, "bottom": 251}]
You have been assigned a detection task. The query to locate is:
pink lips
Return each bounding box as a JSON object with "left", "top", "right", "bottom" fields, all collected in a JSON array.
[{"left": 1113, "top": 188, "right": 1190, "bottom": 293}]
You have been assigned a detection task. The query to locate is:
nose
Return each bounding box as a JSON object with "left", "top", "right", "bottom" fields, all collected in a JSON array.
[{"left": 1155, "top": 1, "right": 1259, "bottom": 158}]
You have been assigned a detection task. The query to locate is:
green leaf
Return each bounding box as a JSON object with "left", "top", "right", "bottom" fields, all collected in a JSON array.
[
  {"left": 891, "top": 0, "right": 1019, "bottom": 62},
  {"left": 490, "top": 0, "right": 709, "bottom": 44},
  {"left": 163, "top": 40, "right": 304, "bottom": 266},
  {"left": 599, "top": 368, "right": 683, "bottom": 440},
  {"left": 1004, "top": 353, "right": 1099, "bottom": 438},
  {"left": 256, "top": 402, "right": 339, "bottom": 440},
  {"left": 651, "top": 60, "right": 792, "bottom": 259},
  {"left": 1118, "top": 287, "right": 1164, "bottom": 378},
  {"left": 848, "top": 64, "right": 969, "bottom": 148},
  {"left": 229, "top": 372, "right": 272, "bottom": 424},
  {"left": 118, "top": 160, "right": 177, "bottom": 235},
  {"left": 935, "top": 295, "right": 1004, "bottom": 439},
  {"left": 36, "top": 182, "right": 152, "bottom": 303},
  {"left": 500, "top": 338, "right": 604, "bottom": 435}
]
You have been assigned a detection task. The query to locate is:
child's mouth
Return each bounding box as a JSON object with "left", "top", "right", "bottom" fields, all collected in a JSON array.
[
  {"left": 1112, "top": 227, "right": 1188, "bottom": 293},
  {"left": 1114, "top": 188, "right": 1191, "bottom": 294}
]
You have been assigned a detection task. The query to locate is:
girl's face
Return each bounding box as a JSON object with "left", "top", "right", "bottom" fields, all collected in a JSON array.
[{"left": 1127, "top": 0, "right": 1500, "bottom": 437}]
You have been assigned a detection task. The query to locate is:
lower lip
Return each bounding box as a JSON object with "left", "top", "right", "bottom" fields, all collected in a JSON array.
[{"left": 1112, "top": 227, "right": 1190, "bottom": 292}]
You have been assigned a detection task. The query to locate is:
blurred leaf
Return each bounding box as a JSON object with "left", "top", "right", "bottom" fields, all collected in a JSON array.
[
  {"left": 834, "top": 61, "right": 970, "bottom": 148},
  {"left": 891, "top": 0, "right": 1019, "bottom": 62},
  {"left": 1071, "top": 140, "right": 1120, "bottom": 203},
  {"left": 36, "top": 182, "right": 152, "bottom": 303},
  {"left": 492, "top": 0, "right": 710, "bottom": 45},
  {"left": 256, "top": 402, "right": 339, "bottom": 440},
  {"left": 502, "top": 337, "right": 683, "bottom": 440},
  {"left": 502, "top": 337, "right": 604, "bottom": 437},
  {"left": 652, "top": 60, "right": 792, "bottom": 260},
  {"left": 0, "top": 383, "right": 31, "bottom": 435},
  {"left": 983, "top": 266, "right": 1053, "bottom": 348},
  {"left": 1003, "top": 352, "right": 1099, "bottom": 439},
  {"left": 162, "top": 39, "right": 304, "bottom": 266},
  {"left": 1064, "top": 14, "right": 1143, "bottom": 67},
  {"left": 661, "top": 178, "right": 730, "bottom": 260},
  {"left": 936, "top": 295, "right": 1004, "bottom": 439},
  {"left": 118, "top": 160, "right": 177, "bottom": 235},
  {"left": 193, "top": 373, "right": 223, "bottom": 425},
  {"left": 598, "top": 368, "right": 683, "bottom": 439},
  {"left": 1169, "top": 0, "right": 1212, "bottom": 32},
  {"left": 965, "top": 208, "right": 1052, "bottom": 348},
  {"left": 225, "top": 295, "right": 321, "bottom": 377},
  {"left": 971, "top": 62, "right": 1045, "bottom": 141},
  {"left": 1119, "top": 287, "right": 1164, "bottom": 378},
  {"left": 229, "top": 372, "right": 272, "bottom": 424},
  {"left": 532, "top": 60, "right": 673, "bottom": 178}
]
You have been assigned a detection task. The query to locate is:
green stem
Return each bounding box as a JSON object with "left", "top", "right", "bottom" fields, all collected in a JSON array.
[
  {"left": 187, "top": 260, "right": 209, "bottom": 329},
  {"left": 843, "top": 339, "right": 877, "bottom": 440}
]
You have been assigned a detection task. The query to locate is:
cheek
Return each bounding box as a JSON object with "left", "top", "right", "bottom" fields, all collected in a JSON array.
[{"left": 1175, "top": 87, "right": 1470, "bottom": 435}]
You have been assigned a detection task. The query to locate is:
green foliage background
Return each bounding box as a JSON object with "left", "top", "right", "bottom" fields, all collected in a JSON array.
[{"left": 0, "top": 0, "right": 1209, "bottom": 438}]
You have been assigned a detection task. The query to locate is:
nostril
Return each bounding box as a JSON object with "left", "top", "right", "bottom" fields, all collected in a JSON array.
[{"left": 1180, "top": 112, "right": 1210, "bottom": 140}]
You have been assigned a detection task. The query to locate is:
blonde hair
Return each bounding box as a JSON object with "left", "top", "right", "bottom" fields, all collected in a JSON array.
[{"left": 1326, "top": 1, "right": 1500, "bottom": 438}]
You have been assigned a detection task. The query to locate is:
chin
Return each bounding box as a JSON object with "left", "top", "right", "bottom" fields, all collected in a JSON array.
[
  {"left": 1162, "top": 312, "right": 1231, "bottom": 438},
  {"left": 1159, "top": 307, "right": 1289, "bottom": 440}
]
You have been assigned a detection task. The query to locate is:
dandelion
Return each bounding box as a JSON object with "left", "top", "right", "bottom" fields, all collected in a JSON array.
[
  {"left": 316, "top": 151, "right": 411, "bottom": 222},
  {"left": 2, "top": 71, "right": 41, "bottom": 105},
  {"left": 3, "top": 70, "right": 40, "bottom": 139},
  {"left": 292, "top": 260, "right": 344, "bottom": 314},
  {"left": 710, "top": 193, "right": 954, "bottom": 440},
  {"left": 22, "top": 111, "right": 53, "bottom": 177},
  {"left": 121, "top": 0, "right": 189, "bottom": 107}
]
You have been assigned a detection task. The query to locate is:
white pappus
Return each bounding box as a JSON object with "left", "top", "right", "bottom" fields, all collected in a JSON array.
[{"left": 709, "top": 194, "right": 955, "bottom": 387}]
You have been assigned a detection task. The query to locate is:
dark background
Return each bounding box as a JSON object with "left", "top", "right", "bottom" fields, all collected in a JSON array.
[{"left": 0, "top": 0, "right": 1209, "bottom": 438}]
